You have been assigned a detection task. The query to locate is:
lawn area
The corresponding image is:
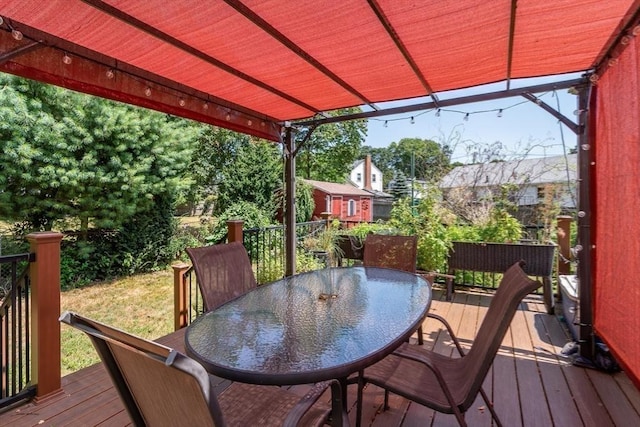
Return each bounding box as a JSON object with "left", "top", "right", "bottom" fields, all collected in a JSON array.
[{"left": 60, "top": 268, "right": 175, "bottom": 375}]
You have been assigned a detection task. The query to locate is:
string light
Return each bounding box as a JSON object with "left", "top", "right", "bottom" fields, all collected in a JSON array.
[
  {"left": 370, "top": 92, "right": 550, "bottom": 128},
  {"left": 247, "top": 120, "right": 253, "bottom": 126},
  {"left": 178, "top": 98, "right": 186, "bottom": 107},
  {"left": 105, "top": 69, "right": 115, "bottom": 79},
  {"left": 225, "top": 112, "right": 232, "bottom": 121},
  {"left": 11, "top": 30, "right": 23, "bottom": 41},
  {"left": 62, "top": 53, "right": 72, "bottom": 65},
  {"left": 203, "top": 102, "right": 209, "bottom": 110},
  {"left": 144, "top": 87, "right": 152, "bottom": 97}
]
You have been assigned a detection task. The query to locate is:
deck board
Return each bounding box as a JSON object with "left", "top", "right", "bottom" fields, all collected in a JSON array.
[{"left": 1, "top": 288, "right": 639, "bottom": 426}]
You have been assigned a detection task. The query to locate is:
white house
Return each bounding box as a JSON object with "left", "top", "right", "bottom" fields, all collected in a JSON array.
[
  {"left": 439, "top": 154, "right": 577, "bottom": 209},
  {"left": 350, "top": 155, "right": 383, "bottom": 192}
]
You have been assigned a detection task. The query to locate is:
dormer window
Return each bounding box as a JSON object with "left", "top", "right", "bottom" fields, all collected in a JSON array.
[{"left": 356, "top": 173, "right": 362, "bottom": 182}]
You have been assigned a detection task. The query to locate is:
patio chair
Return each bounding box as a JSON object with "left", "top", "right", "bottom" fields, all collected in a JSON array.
[
  {"left": 186, "top": 241, "right": 257, "bottom": 312},
  {"left": 362, "top": 234, "right": 424, "bottom": 344},
  {"left": 60, "top": 311, "right": 348, "bottom": 427},
  {"left": 355, "top": 261, "right": 540, "bottom": 427}
]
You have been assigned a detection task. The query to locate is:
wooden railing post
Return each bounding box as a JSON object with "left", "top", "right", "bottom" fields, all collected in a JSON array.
[
  {"left": 557, "top": 215, "right": 573, "bottom": 274},
  {"left": 227, "top": 220, "right": 244, "bottom": 243},
  {"left": 172, "top": 262, "right": 191, "bottom": 330},
  {"left": 321, "top": 212, "right": 332, "bottom": 228},
  {"left": 27, "top": 231, "right": 63, "bottom": 401}
]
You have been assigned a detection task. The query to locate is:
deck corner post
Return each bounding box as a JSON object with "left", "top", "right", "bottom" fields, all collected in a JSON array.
[
  {"left": 27, "top": 231, "right": 64, "bottom": 401},
  {"left": 172, "top": 262, "right": 191, "bottom": 330},
  {"left": 226, "top": 220, "right": 244, "bottom": 244}
]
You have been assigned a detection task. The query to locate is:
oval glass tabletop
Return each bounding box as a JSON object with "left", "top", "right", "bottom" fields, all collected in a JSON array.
[{"left": 185, "top": 266, "right": 432, "bottom": 385}]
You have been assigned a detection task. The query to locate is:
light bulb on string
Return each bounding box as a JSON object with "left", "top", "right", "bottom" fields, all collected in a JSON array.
[
  {"left": 497, "top": 109, "right": 503, "bottom": 118},
  {"left": 435, "top": 109, "right": 441, "bottom": 117},
  {"left": 383, "top": 121, "right": 388, "bottom": 128},
  {"left": 410, "top": 116, "right": 415, "bottom": 124},
  {"left": 463, "top": 113, "right": 469, "bottom": 122}
]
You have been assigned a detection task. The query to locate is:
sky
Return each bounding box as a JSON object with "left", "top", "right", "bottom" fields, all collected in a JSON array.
[{"left": 362, "top": 74, "right": 582, "bottom": 164}]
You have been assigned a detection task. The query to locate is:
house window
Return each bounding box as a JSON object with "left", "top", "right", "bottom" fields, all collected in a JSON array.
[
  {"left": 372, "top": 174, "right": 376, "bottom": 183},
  {"left": 325, "top": 195, "right": 331, "bottom": 212},
  {"left": 356, "top": 173, "right": 362, "bottom": 182},
  {"left": 537, "top": 187, "right": 545, "bottom": 201},
  {"left": 347, "top": 199, "right": 356, "bottom": 216}
]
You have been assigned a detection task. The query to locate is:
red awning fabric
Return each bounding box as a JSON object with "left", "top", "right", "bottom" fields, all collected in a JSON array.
[
  {"left": 0, "top": 0, "right": 637, "bottom": 140},
  {"left": 593, "top": 35, "right": 640, "bottom": 389}
]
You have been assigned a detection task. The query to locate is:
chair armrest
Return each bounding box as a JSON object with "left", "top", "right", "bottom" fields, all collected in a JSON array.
[
  {"left": 392, "top": 345, "right": 459, "bottom": 410},
  {"left": 283, "top": 379, "right": 348, "bottom": 427},
  {"left": 426, "top": 313, "right": 466, "bottom": 357}
]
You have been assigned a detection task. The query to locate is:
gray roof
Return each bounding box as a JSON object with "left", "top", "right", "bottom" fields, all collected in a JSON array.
[
  {"left": 303, "top": 179, "right": 372, "bottom": 196},
  {"left": 439, "top": 154, "right": 577, "bottom": 189}
]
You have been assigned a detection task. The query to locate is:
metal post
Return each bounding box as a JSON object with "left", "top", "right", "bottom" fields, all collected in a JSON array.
[
  {"left": 576, "top": 83, "right": 594, "bottom": 360},
  {"left": 284, "top": 126, "right": 296, "bottom": 276}
]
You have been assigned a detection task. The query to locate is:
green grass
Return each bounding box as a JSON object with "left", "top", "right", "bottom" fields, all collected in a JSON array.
[{"left": 60, "top": 268, "right": 174, "bottom": 375}]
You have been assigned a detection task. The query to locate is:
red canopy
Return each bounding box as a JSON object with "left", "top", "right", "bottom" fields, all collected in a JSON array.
[{"left": 0, "top": 0, "right": 636, "bottom": 140}]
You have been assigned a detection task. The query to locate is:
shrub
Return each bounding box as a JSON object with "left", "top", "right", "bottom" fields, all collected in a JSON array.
[{"left": 205, "top": 201, "right": 272, "bottom": 244}]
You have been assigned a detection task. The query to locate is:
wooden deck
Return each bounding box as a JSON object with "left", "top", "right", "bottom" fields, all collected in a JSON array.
[{"left": 1, "top": 287, "right": 639, "bottom": 426}]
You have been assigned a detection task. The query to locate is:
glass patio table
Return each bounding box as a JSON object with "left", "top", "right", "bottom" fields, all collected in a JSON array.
[{"left": 185, "top": 266, "right": 432, "bottom": 391}]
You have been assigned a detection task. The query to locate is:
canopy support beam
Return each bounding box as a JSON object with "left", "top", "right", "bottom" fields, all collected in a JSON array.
[
  {"left": 521, "top": 92, "right": 580, "bottom": 134},
  {"left": 296, "top": 77, "right": 586, "bottom": 127},
  {"left": 577, "top": 83, "right": 595, "bottom": 361},
  {"left": 283, "top": 126, "right": 296, "bottom": 277}
]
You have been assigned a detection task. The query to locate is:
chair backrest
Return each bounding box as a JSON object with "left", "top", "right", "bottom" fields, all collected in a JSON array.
[
  {"left": 59, "top": 311, "right": 224, "bottom": 427},
  {"left": 460, "top": 261, "right": 541, "bottom": 410},
  {"left": 186, "top": 242, "right": 257, "bottom": 311},
  {"left": 363, "top": 234, "right": 417, "bottom": 273}
]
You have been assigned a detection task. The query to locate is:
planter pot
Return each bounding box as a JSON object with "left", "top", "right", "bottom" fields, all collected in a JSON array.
[{"left": 447, "top": 241, "right": 556, "bottom": 313}]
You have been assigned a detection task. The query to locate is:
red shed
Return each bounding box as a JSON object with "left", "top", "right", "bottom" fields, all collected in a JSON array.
[{"left": 303, "top": 179, "right": 373, "bottom": 222}]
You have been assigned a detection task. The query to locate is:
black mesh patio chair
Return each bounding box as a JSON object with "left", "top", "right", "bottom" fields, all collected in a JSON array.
[
  {"left": 60, "top": 311, "right": 348, "bottom": 427},
  {"left": 362, "top": 234, "right": 424, "bottom": 344},
  {"left": 355, "top": 261, "right": 540, "bottom": 427},
  {"left": 186, "top": 242, "right": 257, "bottom": 312}
]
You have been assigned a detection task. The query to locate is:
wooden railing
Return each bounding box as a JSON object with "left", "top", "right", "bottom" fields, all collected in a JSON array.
[
  {"left": 0, "top": 232, "right": 63, "bottom": 409},
  {"left": 0, "top": 252, "right": 34, "bottom": 408}
]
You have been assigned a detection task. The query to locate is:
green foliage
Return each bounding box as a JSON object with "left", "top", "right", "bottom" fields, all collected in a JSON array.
[
  {"left": 389, "top": 195, "right": 451, "bottom": 272},
  {"left": 59, "top": 195, "right": 178, "bottom": 289},
  {"left": 297, "top": 108, "right": 366, "bottom": 182},
  {"left": 273, "top": 180, "right": 315, "bottom": 223},
  {"left": 344, "top": 222, "right": 395, "bottom": 240},
  {"left": 214, "top": 140, "right": 282, "bottom": 215},
  {"left": 445, "top": 207, "right": 523, "bottom": 244},
  {"left": 206, "top": 201, "right": 272, "bottom": 244},
  {"left": 0, "top": 74, "right": 197, "bottom": 231},
  {"left": 187, "top": 127, "right": 250, "bottom": 213},
  {"left": 388, "top": 137, "right": 452, "bottom": 182},
  {"left": 477, "top": 207, "right": 522, "bottom": 243},
  {"left": 389, "top": 171, "right": 411, "bottom": 200}
]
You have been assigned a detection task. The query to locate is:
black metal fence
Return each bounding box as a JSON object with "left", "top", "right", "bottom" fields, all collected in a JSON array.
[
  {"left": 0, "top": 253, "right": 36, "bottom": 409},
  {"left": 243, "top": 220, "right": 326, "bottom": 284},
  {"left": 184, "top": 220, "right": 328, "bottom": 322}
]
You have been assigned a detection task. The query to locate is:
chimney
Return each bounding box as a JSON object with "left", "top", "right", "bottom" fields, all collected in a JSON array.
[{"left": 364, "top": 155, "right": 372, "bottom": 191}]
